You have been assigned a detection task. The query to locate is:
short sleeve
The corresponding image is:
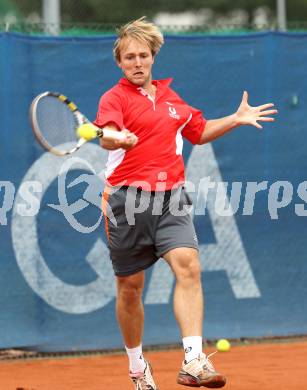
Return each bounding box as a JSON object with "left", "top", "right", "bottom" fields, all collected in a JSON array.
[
  {"left": 182, "top": 105, "right": 206, "bottom": 145},
  {"left": 93, "top": 90, "right": 124, "bottom": 130}
]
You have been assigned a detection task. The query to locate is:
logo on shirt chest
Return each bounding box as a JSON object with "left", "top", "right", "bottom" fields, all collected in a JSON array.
[{"left": 167, "top": 104, "right": 180, "bottom": 120}]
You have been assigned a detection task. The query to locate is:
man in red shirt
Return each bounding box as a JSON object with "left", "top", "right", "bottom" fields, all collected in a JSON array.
[
  {"left": 95, "top": 77, "right": 206, "bottom": 190},
  {"left": 95, "top": 17, "right": 277, "bottom": 390}
]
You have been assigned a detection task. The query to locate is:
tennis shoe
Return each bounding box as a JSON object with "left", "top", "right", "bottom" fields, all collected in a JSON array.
[
  {"left": 177, "top": 352, "right": 226, "bottom": 388},
  {"left": 130, "top": 360, "right": 159, "bottom": 390}
]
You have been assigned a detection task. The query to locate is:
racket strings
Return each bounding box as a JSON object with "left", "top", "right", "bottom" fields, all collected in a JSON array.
[{"left": 35, "top": 95, "right": 79, "bottom": 148}]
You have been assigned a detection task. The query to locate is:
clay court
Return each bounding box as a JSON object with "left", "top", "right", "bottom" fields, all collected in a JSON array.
[{"left": 1, "top": 339, "right": 306, "bottom": 390}]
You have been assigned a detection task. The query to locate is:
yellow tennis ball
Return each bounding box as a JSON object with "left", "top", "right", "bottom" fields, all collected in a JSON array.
[
  {"left": 216, "top": 339, "right": 231, "bottom": 352},
  {"left": 77, "top": 123, "right": 97, "bottom": 141}
]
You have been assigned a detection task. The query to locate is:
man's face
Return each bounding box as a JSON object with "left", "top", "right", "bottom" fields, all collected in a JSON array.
[{"left": 117, "top": 38, "right": 154, "bottom": 88}]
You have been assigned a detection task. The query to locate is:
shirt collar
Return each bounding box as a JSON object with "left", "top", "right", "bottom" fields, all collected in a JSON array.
[{"left": 119, "top": 77, "right": 173, "bottom": 89}]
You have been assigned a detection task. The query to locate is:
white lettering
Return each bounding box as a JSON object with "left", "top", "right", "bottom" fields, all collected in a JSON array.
[
  {"left": 17, "top": 181, "right": 42, "bottom": 216},
  {"left": 268, "top": 181, "right": 293, "bottom": 219},
  {"left": 0, "top": 181, "right": 15, "bottom": 225}
]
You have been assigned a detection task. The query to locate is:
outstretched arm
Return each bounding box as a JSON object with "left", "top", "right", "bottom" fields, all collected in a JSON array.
[{"left": 198, "top": 91, "right": 278, "bottom": 145}]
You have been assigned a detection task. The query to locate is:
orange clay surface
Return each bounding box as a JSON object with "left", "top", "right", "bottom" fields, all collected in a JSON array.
[{"left": 0, "top": 340, "right": 306, "bottom": 390}]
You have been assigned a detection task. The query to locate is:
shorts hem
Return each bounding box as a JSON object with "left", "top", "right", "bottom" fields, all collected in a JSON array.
[
  {"left": 114, "top": 258, "right": 158, "bottom": 277},
  {"left": 156, "top": 243, "right": 199, "bottom": 258}
]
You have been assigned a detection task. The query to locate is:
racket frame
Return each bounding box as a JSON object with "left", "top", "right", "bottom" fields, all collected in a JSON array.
[{"left": 30, "top": 91, "right": 98, "bottom": 156}]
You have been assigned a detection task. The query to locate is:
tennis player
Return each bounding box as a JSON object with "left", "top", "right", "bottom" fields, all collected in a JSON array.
[{"left": 94, "top": 17, "right": 277, "bottom": 389}]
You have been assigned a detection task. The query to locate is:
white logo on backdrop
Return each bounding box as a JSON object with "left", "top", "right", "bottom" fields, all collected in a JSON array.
[
  {"left": 11, "top": 142, "right": 260, "bottom": 314},
  {"left": 11, "top": 143, "right": 116, "bottom": 314}
]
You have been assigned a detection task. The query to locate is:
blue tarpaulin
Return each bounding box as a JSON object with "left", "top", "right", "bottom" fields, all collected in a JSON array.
[{"left": 0, "top": 32, "right": 307, "bottom": 351}]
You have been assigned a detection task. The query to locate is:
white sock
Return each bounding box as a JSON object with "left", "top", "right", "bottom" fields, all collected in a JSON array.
[
  {"left": 182, "top": 336, "right": 203, "bottom": 363},
  {"left": 125, "top": 344, "right": 146, "bottom": 374}
]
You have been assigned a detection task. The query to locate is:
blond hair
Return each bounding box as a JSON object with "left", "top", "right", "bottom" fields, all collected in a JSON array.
[{"left": 113, "top": 17, "right": 164, "bottom": 62}]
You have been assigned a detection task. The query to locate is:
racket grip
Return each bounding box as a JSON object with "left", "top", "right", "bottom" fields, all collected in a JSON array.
[{"left": 100, "top": 128, "right": 127, "bottom": 141}]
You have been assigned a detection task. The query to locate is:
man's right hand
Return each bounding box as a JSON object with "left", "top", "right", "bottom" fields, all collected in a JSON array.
[
  {"left": 100, "top": 127, "right": 138, "bottom": 151},
  {"left": 117, "top": 129, "right": 138, "bottom": 150}
]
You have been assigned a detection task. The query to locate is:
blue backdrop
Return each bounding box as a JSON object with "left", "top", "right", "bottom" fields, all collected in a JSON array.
[{"left": 1, "top": 32, "right": 307, "bottom": 351}]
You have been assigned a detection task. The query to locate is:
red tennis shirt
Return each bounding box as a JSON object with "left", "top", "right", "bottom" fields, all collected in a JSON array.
[{"left": 94, "top": 78, "right": 206, "bottom": 191}]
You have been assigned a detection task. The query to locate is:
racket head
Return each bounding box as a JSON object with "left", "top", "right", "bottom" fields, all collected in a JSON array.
[{"left": 30, "top": 92, "right": 88, "bottom": 156}]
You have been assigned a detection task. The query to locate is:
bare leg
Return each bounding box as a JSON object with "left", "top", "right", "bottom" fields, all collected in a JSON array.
[
  {"left": 116, "top": 271, "right": 159, "bottom": 387},
  {"left": 164, "top": 248, "right": 226, "bottom": 387},
  {"left": 163, "top": 247, "right": 203, "bottom": 337},
  {"left": 116, "top": 270, "right": 145, "bottom": 348}
]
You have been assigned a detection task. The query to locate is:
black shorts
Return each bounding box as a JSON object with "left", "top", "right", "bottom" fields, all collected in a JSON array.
[{"left": 102, "top": 186, "right": 198, "bottom": 276}]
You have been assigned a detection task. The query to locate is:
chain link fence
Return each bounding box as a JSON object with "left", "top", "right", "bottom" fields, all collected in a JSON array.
[
  {"left": 1, "top": 0, "right": 307, "bottom": 35},
  {"left": 2, "top": 21, "right": 307, "bottom": 36}
]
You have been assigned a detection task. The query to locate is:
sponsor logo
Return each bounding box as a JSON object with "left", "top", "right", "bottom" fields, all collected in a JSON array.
[{"left": 168, "top": 105, "right": 180, "bottom": 120}]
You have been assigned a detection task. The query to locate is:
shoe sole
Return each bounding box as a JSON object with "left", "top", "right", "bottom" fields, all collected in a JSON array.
[{"left": 177, "top": 373, "right": 226, "bottom": 388}]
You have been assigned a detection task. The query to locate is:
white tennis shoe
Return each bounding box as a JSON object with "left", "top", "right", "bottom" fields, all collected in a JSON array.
[
  {"left": 177, "top": 352, "right": 226, "bottom": 387},
  {"left": 130, "top": 360, "right": 159, "bottom": 390}
]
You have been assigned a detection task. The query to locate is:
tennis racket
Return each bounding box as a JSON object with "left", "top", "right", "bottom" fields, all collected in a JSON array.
[{"left": 29, "top": 91, "right": 126, "bottom": 156}]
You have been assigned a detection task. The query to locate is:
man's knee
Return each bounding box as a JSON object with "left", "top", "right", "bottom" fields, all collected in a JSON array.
[
  {"left": 176, "top": 259, "right": 201, "bottom": 283},
  {"left": 164, "top": 248, "right": 202, "bottom": 283},
  {"left": 116, "top": 273, "right": 144, "bottom": 304}
]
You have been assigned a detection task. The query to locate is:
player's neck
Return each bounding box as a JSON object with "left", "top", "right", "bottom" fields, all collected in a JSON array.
[{"left": 142, "top": 79, "right": 156, "bottom": 99}]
